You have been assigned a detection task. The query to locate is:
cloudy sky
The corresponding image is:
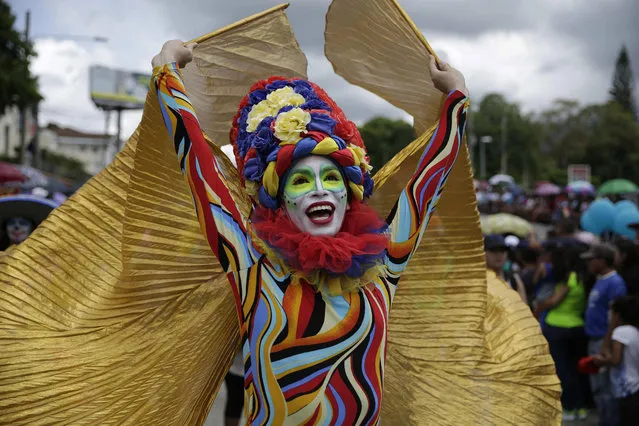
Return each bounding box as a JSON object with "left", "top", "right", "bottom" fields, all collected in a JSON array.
[{"left": 8, "top": 0, "right": 638, "bottom": 140}]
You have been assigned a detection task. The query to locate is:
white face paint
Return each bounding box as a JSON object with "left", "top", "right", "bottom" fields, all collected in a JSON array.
[
  {"left": 6, "top": 217, "right": 33, "bottom": 244},
  {"left": 282, "top": 156, "right": 349, "bottom": 237}
]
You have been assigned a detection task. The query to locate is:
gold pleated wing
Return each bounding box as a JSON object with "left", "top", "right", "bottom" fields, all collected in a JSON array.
[
  {"left": 326, "top": 0, "right": 561, "bottom": 424},
  {"left": 0, "top": 1, "right": 561, "bottom": 425},
  {"left": 181, "top": 4, "right": 308, "bottom": 153},
  {"left": 0, "top": 5, "right": 305, "bottom": 425}
]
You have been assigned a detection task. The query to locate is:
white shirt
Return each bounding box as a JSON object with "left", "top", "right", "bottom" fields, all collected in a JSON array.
[{"left": 610, "top": 325, "right": 639, "bottom": 398}]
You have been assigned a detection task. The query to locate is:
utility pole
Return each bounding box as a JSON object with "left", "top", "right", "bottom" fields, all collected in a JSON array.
[
  {"left": 102, "top": 110, "right": 111, "bottom": 168},
  {"left": 466, "top": 115, "right": 476, "bottom": 171},
  {"left": 116, "top": 108, "right": 123, "bottom": 150},
  {"left": 480, "top": 136, "right": 493, "bottom": 180},
  {"left": 19, "top": 10, "right": 31, "bottom": 165},
  {"left": 500, "top": 115, "right": 508, "bottom": 174},
  {"left": 469, "top": 134, "right": 477, "bottom": 172}
]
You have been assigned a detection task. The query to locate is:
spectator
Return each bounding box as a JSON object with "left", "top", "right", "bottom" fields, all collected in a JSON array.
[
  {"left": 533, "top": 243, "right": 562, "bottom": 327},
  {"left": 484, "top": 234, "right": 527, "bottom": 304},
  {"left": 518, "top": 246, "right": 540, "bottom": 308},
  {"left": 554, "top": 218, "right": 582, "bottom": 248},
  {"left": 536, "top": 246, "right": 590, "bottom": 421},
  {"left": 582, "top": 243, "right": 628, "bottom": 426},
  {"left": 615, "top": 239, "right": 639, "bottom": 295},
  {"left": 224, "top": 351, "right": 245, "bottom": 426},
  {"left": 629, "top": 222, "right": 639, "bottom": 242},
  {"left": 593, "top": 296, "right": 639, "bottom": 426}
]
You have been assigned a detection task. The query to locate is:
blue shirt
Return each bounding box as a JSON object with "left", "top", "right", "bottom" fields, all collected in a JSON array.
[{"left": 585, "top": 272, "right": 627, "bottom": 338}]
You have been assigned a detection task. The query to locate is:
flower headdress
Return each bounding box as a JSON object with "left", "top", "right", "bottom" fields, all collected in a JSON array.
[{"left": 230, "top": 77, "right": 374, "bottom": 209}]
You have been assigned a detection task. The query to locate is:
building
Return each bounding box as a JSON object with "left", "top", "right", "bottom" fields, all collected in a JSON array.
[
  {"left": 39, "top": 124, "right": 115, "bottom": 175},
  {"left": 0, "top": 106, "right": 36, "bottom": 159},
  {"left": 1, "top": 103, "right": 115, "bottom": 175}
]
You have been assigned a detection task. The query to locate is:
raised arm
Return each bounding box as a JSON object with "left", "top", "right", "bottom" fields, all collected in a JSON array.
[
  {"left": 386, "top": 57, "right": 469, "bottom": 271},
  {"left": 152, "top": 41, "right": 253, "bottom": 272}
]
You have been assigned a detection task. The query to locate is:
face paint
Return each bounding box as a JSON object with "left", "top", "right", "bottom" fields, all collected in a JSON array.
[
  {"left": 282, "top": 155, "right": 349, "bottom": 236},
  {"left": 6, "top": 216, "right": 33, "bottom": 244}
]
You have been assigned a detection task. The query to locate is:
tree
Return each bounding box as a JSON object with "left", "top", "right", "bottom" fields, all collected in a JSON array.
[
  {"left": 539, "top": 100, "right": 590, "bottom": 168},
  {"left": 610, "top": 45, "right": 636, "bottom": 117},
  {"left": 471, "top": 93, "right": 543, "bottom": 186},
  {"left": 39, "top": 149, "right": 90, "bottom": 181},
  {"left": 358, "top": 117, "right": 415, "bottom": 169},
  {"left": 581, "top": 101, "right": 639, "bottom": 183},
  {"left": 0, "top": 0, "right": 41, "bottom": 113}
]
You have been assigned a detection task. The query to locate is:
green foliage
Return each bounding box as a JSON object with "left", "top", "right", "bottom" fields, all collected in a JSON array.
[
  {"left": 0, "top": 154, "right": 18, "bottom": 164},
  {"left": 358, "top": 117, "right": 415, "bottom": 169},
  {"left": 39, "top": 149, "right": 90, "bottom": 181},
  {"left": 0, "top": 0, "right": 42, "bottom": 112},
  {"left": 360, "top": 95, "right": 639, "bottom": 189},
  {"left": 581, "top": 101, "right": 639, "bottom": 181},
  {"left": 540, "top": 99, "right": 590, "bottom": 169},
  {"left": 470, "top": 93, "right": 542, "bottom": 185},
  {"left": 610, "top": 46, "right": 636, "bottom": 117},
  {"left": 468, "top": 93, "right": 639, "bottom": 186}
]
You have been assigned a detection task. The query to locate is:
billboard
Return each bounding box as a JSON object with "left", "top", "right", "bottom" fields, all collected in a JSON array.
[
  {"left": 568, "top": 164, "right": 591, "bottom": 183},
  {"left": 89, "top": 65, "right": 151, "bottom": 110}
]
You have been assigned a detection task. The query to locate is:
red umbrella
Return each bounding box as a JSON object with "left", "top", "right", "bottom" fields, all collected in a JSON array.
[{"left": 0, "top": 162, "right": 26, "bottom": 184}]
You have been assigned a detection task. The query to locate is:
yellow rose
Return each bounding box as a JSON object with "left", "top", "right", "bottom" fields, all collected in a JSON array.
[
  {"left": 266, "top": 86, "right": 305, "bottom": 112},
  {"left": 274, "top": 108, "right": 311, "bottom": 143},
  {"left": 247, "top": 100, "right": 276, "bottom": 132},
  {"left": 349, "top": 145, "right": 373, "bottom": 172}
]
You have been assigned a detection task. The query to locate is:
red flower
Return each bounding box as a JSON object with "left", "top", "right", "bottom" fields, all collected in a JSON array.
[
  {"left": 249, "top": 80, "right": 268, "bottom": 92},
  {"left": 230, "top": 127, "right": 239, "bottom": 145},
  {"left": 335, "top": 118, "right": 355, "bottom": 140}
]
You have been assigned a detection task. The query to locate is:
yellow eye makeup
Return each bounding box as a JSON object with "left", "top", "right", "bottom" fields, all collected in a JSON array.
[{"left": 283, "top": 163, "right": 346, "bottom": 200}]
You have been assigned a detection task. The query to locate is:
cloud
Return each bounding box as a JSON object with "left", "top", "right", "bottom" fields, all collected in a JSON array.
[
  {"left": 13, "top": 0, "right": 639, "bottom": 143},
  {"left": 32, "top": 38, "right": 144, "bottom": 140},
  {"left": 431, "top": 30, "right": 611, "bottom": 112}
]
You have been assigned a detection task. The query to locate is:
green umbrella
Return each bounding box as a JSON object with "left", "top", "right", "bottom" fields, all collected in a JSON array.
[{"left": 598, "top": 179, "right": 638, "bottom": 195}]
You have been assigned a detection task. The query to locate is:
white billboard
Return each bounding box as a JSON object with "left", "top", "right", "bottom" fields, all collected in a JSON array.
[
  {"left": 89, "top": 65, "right": 151, "bottom": 110},
  {"left": 568, "top": 164, "right": 591, "bottom": 183}
]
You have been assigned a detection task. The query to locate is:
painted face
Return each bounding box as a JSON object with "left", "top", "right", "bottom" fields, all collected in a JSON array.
[
  {"left": 6, "top": 217, "right": 33, "bottom": 244},
  {"left": 282, "top": 156, "right": 349, "bottom": 236}
]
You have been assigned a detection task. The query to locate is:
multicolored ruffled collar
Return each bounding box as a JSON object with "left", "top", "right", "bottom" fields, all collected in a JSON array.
[{"left": 249, "top": 201, "right": 389, "bottom": 294}]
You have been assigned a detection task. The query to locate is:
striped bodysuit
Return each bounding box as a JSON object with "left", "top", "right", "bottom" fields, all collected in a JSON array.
[{"left": 154, "top": 63, "right": 469, "bottom": 425}]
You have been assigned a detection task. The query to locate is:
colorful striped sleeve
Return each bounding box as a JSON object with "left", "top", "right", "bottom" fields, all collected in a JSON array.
[
  {"left": 153, "top": 62, "right": 253, "bottom": 273},
  {"left": 385, "top": 90, "right": 469, "bottom": 275}
]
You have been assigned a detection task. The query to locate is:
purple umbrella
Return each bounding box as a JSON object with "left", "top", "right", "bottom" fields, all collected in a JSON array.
[
  {"left": 535, "top": 183, "right": 561, "bottom": 196},
  {"left": 566, "top": 180, "right": 595, "bottom": 195}
]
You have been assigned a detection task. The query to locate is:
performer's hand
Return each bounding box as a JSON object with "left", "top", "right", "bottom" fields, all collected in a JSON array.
[
  {"left": 429, "top": 55, "right": 468, "bottom": 96},
  {"left": 152, "top": 40, "right": 197, "bottom": 68}
]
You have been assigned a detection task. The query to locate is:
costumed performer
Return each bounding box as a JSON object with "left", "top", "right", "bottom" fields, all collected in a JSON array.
[{"left": 152, "top": 38, "right": 468, "bottom": 425}]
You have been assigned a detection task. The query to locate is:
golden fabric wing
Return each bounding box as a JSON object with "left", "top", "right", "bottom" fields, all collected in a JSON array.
[
  {"left": 182, "top": 3, "right": 308, "bottom": 149},
  {"left": 0, "top": 6, "right": 307, "bottom": 425},
  {"left": 325, "top": 0, "right": 561, "bottom": 424}
]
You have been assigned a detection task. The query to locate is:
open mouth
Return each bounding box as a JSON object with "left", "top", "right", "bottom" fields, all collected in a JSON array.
[{"left": 305, "top": 202, "right": 335, "bottom": 225}]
